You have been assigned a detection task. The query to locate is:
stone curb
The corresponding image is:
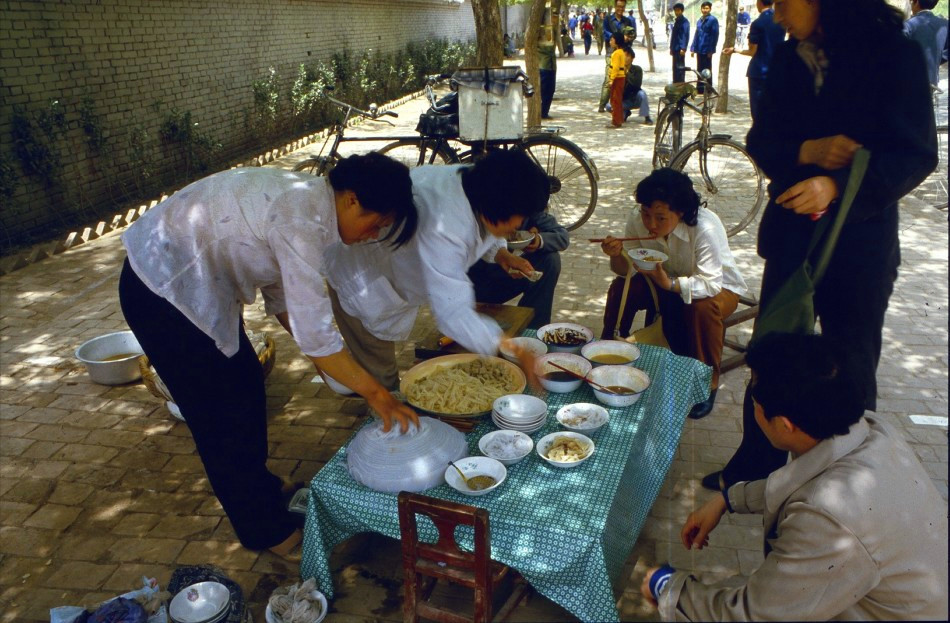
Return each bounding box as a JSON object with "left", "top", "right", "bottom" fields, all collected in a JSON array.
[{"left": 0, "top": 89, "right": 425, "bottom": 278}]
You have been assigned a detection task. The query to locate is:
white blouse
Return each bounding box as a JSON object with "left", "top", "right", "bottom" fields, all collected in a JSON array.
[
  {"left": 122, "top": 167, "right": 344, "bottom": 359},
  {"left": 326, "top": 165, "right": 506, "bottom": 354},
  {"left": 624, "top": 207, "right": 748, "bottom": 304}
]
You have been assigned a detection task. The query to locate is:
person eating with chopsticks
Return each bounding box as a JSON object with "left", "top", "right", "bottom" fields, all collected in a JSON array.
[
  {"left": 599, "top": 168, "right": 747, "bottom": 419},
  {"left": 325, "top": 149, "right": 550, "bottom": 389}
]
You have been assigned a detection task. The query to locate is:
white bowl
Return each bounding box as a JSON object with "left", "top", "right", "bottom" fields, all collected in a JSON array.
[
  {"left": 629, "top": 248, "right": 669, "bottom": 271},
  {"left": 265, "top": 590, "right": 328, "bottom": 623},
  {"left": 536, "top": 322, "right": 593, "bottom": 354},
  {"left": 507, "top": 230, "right": 536, "bottom": 251},
  {"left": 587, "top": 365, "right": 651, "bottom": 408},
  {"left": 581, "top": 340, "right": 641, "bottom": 367},
  {"left": 555, "top": 403, "right": 610, "bottom": 434},
  {"left": 169, "top": 581, "right": 230, "bottom": 623},
  {"left": 498, "top": 336, "right": 547, "bottom": 364},
  {"left": 492, "top": 394, "right": 547, "bottom": 422},
  {"left": 478, "top": 430, "right": 534, "bottom": 466},
  {"left": 445, "top": 457, "right": 507, "bottom": 496},
  {"left": 536, "top": 432, "right": 595, "bottom": 468},
  {"left": 75, "top": 331, "right": 144, "bottom": 385},
  {"left": 534, "top": 353, "right": 592, "bottom": 393},
  {"left": 491, "top": 413, "right": 546, "bottom": 434}
]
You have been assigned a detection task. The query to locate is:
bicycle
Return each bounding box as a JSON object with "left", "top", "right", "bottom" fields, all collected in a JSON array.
[
  {"left": 912, "top": 85, "right": 948, "bottom": 210},
  {"left": 652, "top": 68, "right": 765, "bottom": 237},
  {"left": 293, "top": 75, "right": 600, "bottom": 231}
]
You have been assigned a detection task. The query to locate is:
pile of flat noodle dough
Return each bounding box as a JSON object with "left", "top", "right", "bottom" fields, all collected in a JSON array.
[
  {"left": 407, "top": 358, "right": 514, "bottom": 414},
  {"left": 268, "top": 578, "right": 323, "bottom": 623}
]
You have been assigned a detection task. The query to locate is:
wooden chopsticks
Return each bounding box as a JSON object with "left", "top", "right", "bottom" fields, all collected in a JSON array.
[{"left": 588, "top": 236, "right": 657, "bottom": 243}]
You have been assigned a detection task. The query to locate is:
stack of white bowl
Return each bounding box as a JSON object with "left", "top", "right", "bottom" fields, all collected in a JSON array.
[
  {"left": 169, "top": 581, "right": 231, "bottom": 623},
  {"left": 491, "top": 394, "right": 547, "bottom": 434}
]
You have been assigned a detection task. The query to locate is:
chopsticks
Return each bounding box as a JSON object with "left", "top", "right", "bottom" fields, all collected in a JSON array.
[
  {"left": 547, "top": 362, "right": 620, "bottom": 395},
  {"left": 588, "top": 236, "right": 657, "bottom": 243}
]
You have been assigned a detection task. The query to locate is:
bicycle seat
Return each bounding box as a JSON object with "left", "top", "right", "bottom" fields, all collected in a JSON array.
[{"left": 664, "top": 82, "right": 697, "bottom": 102}]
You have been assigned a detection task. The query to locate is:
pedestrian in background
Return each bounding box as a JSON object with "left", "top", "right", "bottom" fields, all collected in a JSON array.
[
  {"left": 607, "top": 32, "right": 632, "bottom": 128},
  {"left": 600, "top": 0, "right": 634, "bottom": 112},
  {"left": 723, "top": 0, "right": 786, "bottom": 120},
  {"left": 690, "top": 1, "right": 719, "bottom": 94},
  {"left": 593, "top": 8, "right": 606, "bottom": 55},
  {"left": 670, "top": 3, "right": 690, "bottom": 83},
  {"left": 539, "top": 31, "right": 557, "bottom": 119},
  {"left": 904, "top": 0, "right": 949, "bottom": 87},
  {"left": 581, "top": 14, "right": 594, "bottom": 55}
]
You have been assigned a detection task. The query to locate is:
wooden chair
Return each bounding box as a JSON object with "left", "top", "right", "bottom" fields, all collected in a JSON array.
[
  {"left": 721, "top": 294, "right": 759, "bottom": 373},
  {"left": 397, "top": 492, "right": 529, "bottom": 623}
]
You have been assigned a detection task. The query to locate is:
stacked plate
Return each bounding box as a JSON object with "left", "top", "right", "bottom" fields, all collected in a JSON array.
[
  {"left": 169, "top": 581, "right": 231, "bottom": 623},
  {"left": 491, "top": 394, "right": 547, "bottom": 434}
]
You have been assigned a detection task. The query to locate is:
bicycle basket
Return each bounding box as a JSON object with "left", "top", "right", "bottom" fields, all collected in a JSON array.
[
  {"left": 415, "top": 111, "right": 459, "bottom": 138},
  {"left": 664, "top": 82, "right": 697, "bottom": 102}
]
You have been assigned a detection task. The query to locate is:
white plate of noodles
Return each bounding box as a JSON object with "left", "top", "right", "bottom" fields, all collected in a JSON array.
[{"left": 400, "top": 354, "right": 527, "bottom": 419}]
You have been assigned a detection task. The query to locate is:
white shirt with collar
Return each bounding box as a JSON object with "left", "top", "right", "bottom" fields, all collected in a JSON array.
[
  {"left": 122, "top": 167, "right": 344, "bottom": 359},
  {"left": 326, "top": 165, "right": 506, "bottom": 354},
  {"left": 623, "top": 206, "right": 747, "bottom": 303}
]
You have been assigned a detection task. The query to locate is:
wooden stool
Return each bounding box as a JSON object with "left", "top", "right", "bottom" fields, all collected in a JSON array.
[
  {"left": 397, "top": 492, "right": 529, "bottom": 623},
  {"left": 721, "top": 294, "right": 759, "bottom": 373}
]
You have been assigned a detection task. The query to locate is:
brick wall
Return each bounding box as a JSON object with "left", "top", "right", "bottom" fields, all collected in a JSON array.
[{"left": 0, "top": 0, "right": 475, "bottom": 246}]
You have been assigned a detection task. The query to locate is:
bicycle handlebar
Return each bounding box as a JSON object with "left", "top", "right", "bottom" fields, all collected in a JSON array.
[{"left": 321, "top": 92, "right": 397, "bottom": 120}]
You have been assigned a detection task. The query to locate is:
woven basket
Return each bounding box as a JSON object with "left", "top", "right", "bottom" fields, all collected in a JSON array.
[{"left": 139, "top": 334, "right": 277, "bottom": 401}]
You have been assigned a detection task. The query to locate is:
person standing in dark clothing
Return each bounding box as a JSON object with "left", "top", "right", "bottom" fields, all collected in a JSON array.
[
  {"left": 669, "top": 3, "right": 690, "bottom": 83},
  {"left": 600, "top": 0, "right": 635, "bottom": 111},
  {"left": 723, "top": 0, "right": 787, "bottom": 120},
  {"left": 539, "top": 35, "right": 557, "bottom": 119},
  {"left": 904, "top": 0, "right": 948, "bottom": 87},
  {"left": 702, "top": 0, "right": 938, "bottom": 493},
  {"left": 690, "top": 2, "right": 719, "bottom": 94}
]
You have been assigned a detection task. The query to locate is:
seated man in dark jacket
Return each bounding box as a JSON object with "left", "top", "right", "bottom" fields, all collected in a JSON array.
[
  {"left": 467, "top": 211, "right": 568, "bottom": 328},
  {"left": 606, "top": 49, "right": 653, "bottom": 124}
]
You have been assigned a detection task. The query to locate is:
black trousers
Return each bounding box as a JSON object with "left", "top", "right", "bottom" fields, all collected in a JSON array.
[
  {"left": 721, "top": 226, "right": 899, "bottom": 486},
  {"left": 467, "top": 250, "right": 561, "bottom": 329},
  {"left": 539, "top": 68, "right": 556, "bottom": 117},
  {"left": 118, "top": 260, "right": 296, "bottom": 549},
  {"left": 671, "top": 52, "right": 686, "bottom": 83},
  {"left": 696, "top": 53, "right": 713, "bottom": 94},
  {"left": 748, "top": 77, "right": 766, "bottom": 121}
]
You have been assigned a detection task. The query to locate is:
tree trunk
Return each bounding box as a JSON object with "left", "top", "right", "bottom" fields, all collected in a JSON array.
[
  {"left": 715, "top": 0, "right": 738, "bottom": 113},
  {"left": 471, "top": 0, "right": 504, "bottom": 67},
  {"left": 524, "top": 0, "right": 548, "bottom": 128},
  {"left": 636, "top": 0, "right": 655, "bottom": 72}
]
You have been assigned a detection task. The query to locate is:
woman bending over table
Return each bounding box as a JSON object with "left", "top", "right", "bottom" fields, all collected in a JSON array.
[
  {"left": 118, "top": 154, "right": 420, "bottom": 557},
  {"left": 600, "top": 168, "right": 747, "bottom": 420}
]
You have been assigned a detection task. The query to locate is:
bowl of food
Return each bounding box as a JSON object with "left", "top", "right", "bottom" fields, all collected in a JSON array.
[
  {"left": 75, "top": 331, "right": 145, "bottom": 385},
  {"left": 400, "top": 354, "right": 526, "bottom": 419},
  {"left": 534, "top": 353, "right": 592, "bottom": 393},
  {"left": 266, "top": 589, "right": 327, "bottom": 623},
  {"left": 580, "top": 340, "right": 641, "bottom": 367},
  {"left": 555, "top": 403, "right": 610, "bottom": 434},
  {"left": 629, "top": 248, "right": 669, "bottom": 271},
  {"left": 536, "top": 322, "right": 593, "bottom": 354},
  {"left": 478, "top": 429, "right": 534, "bottom": 466},
  {"left": 536, "top": 432, "right": 595, "bottom": 468},
  {"left": 169, "top": 581, "right": 231, "bottom": 623},
  {"left": 586, "top": 365, "right": 651, "bottom": 408},
  {"left": 498, "top": 336, "right": 547, "bottom": 365},
  {"left": 444, "top": 456, "right": 507, "bottom": 496},
  {"left": 507, "top": 230, "right": 536, "bottom": 251}
]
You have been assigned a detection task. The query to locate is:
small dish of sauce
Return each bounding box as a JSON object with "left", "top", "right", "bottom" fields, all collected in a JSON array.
[
  {"left": 603, "top": 385, "right": 634, "bottom": 395},
  {"left": 589, "top": 354, "right": 631, "bottom": 364},
  {"left": 541, "top": 371, "right": 578, "bottom": 382},
  {"left": 467, "top": 475, "right": 497, "bottom": 491}
]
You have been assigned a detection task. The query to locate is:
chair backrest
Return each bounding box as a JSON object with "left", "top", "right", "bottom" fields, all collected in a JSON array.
[{"left": 397, "top": 491, "right": 492, "bottom": 588}]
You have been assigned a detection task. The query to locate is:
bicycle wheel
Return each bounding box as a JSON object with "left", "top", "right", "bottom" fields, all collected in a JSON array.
[
  {"left": 652, "top": 107, "right": 681, "bottom": 169},
  {"left": 912, "top": 125, "right": 948, "bottom": 210},
  {"left": 377, "top": 139, "right": 455, "bottom": 168},
  {"left": 518, "top": 135, "right": 598, "bottom": 231},
  {"left": 292, "top": 155, "right": 337, "bottom": 176},
  {"left": 670, "top": 137, "right": 764, "bottom": 237}
]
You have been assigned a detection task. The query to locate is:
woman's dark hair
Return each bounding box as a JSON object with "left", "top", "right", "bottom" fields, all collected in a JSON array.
[
  {"left": 634, "top": 168, "right": 700, "bottom": 226},
  {"left": 327, "top": 152, "right": 417, "bottom": 247},
  {"left": 461, "top": 150, "right": 549, "bottom": 225},
  {"left": 819, "top": 0, "right": 903, "bottom": 59},
  {"left": 747, "top": 333, "right": 866, "bottom": 440},
  {"left": 612, "top": 32, "right": 625, "bottom": 48}
]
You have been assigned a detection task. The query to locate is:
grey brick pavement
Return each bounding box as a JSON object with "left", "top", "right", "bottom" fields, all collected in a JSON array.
[{"left": 0, "top": 48, "right": 946, "bottom": 622}]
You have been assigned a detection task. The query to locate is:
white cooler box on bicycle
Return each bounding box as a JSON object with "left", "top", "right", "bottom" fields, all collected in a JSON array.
[{"left": 453, "top": 67, "right": 531, "bottom": 141}]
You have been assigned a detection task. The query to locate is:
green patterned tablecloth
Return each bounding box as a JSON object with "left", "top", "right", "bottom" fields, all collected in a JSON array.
[{"left": 301, "top": 342, "right": 711, "bottom": 622}]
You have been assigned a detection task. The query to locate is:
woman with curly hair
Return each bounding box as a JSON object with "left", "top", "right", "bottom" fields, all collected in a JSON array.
[
  {"left": 704, "top": 0, "right": 938, "bottom": 492},
  {"left": 600, "top": 168, "right": 747, "bottom": 419}
]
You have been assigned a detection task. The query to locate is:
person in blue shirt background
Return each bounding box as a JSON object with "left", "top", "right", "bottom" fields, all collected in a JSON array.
[
  {"left": 723, "top": 0, "right": 787, "bottom": 120},
  {"left": 904, "top": 0, "right": 948, "bottom": 87},
  {"left": 736, "top": 5, "right": 752, "bottom": 47},
  {"left": 690, "top": 1, "right": 720, "bottom": 94},
  {"left": 670, "top": 3, "right": 690, "bottom": 83}
]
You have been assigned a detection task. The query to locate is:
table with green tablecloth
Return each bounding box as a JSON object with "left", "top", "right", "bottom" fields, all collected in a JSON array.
[{"left": 301, "top": 342, "right": 711, "bottom": 622}]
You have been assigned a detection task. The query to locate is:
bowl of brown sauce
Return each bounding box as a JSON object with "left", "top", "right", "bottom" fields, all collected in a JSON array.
[
  {"left": 75, "top": 331, "right": 145, "bottom": 385},
  {"left": 534, "top": 353, "right": 593, "bottom": 393},
  {"left": 444, "top": 456, "right": 507, "bottom": 496},
  {"left": 581, "top": 340, "right": 641, "bottom": 368},
  {"left": 586, "top": 365, "right": 651, "bottom": 407}
]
